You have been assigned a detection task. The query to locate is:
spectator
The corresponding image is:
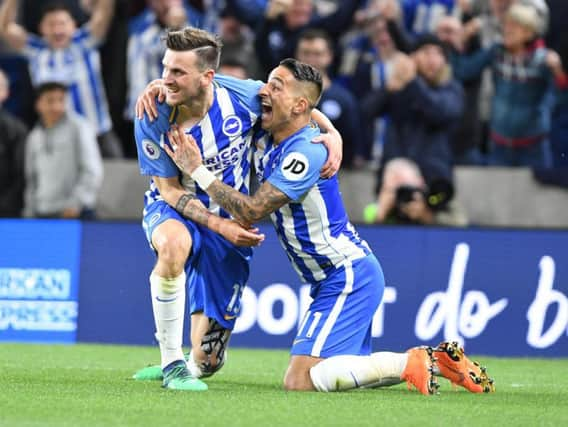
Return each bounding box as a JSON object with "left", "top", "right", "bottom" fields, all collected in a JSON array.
[
  {"left": 452, "top": 2, "right": 567, "bottom": 168},
  {"left": 437, "top": 15, "right": 484, "bottom": 164},
  {"left": 254, "top": 0, "right": 363, "bottom": 76},
  {"left": 400, "top": 0, "right": 460, "bottom": 36},
  {"left": 337, "top": 11, "right": 404, "bottom": 165},
  {"left": 124, "top": 0, "right": 203, "bottom": 121},
  {"left": 361, "top": 34, "right": 465, "bottom": 225},
  {"left": 23, "top": 82, "right": 103, "bottom": 219},
  {"left": 0, "top": 68, "right": 27, "bottom": 217},
  {"left": 296, "top": 28, "right": 363, "bottom": 168},
  {"left": 0, "top": 0, "right": 123, "bottom": 158},
  {"left": 365, "top": 158, "right": 467, "bottom": 225},
  {"left": 218, "top": 56, "right": 249, "bottom": 79},
  {"left": 550, "top": 30, "right": 568, "bottom": 168},
  {"left": 0, "top": 50, "right": 34, "bottom": 126},
  {"left": 218, "top": 5, "right": 263, "bottom": 80}
]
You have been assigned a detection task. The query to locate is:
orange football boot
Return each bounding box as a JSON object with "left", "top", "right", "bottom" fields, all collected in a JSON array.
[
  {"left": 401, "top": 347, "right": 439, "bottom": 395},
  {"left": 432, "top": 341, "right": 495, "bottom": 393}
]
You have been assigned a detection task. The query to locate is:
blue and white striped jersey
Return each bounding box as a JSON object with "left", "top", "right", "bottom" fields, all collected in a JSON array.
[
  {"left": 124, "top": 5, "right": 204, "bottom": 120},
  {"left": 254, "top": 124, "right": 371, "bottom": 284},
  {"left": 24, "top": 27, "right": 112, "bottom": 135},
  {"left": 135, "top": 74, "right": 263, "bottom": 218}
]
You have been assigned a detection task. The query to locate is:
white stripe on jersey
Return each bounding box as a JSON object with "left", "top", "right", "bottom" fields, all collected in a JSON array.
[
  {"left": 151, "top": 85, "right": 255, "bottom": 217},
  {"left": 276, "top": 184, "right": 368, "bottom": 283},
  {"left": 276, "top": 203, "right": 323, "bottom": 278},
  {"left": 311, "top": 261, "right": 354, "bottom": 357},
  {"left": 307, "top": 184, "right": 368, "bottom": 265},
  {"left": 216, "top": 87, "right": 248, "bottom": 208}
]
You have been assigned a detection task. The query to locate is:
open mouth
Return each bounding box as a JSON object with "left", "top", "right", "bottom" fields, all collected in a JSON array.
[{"left": 261, "top": 102, "right": 273, "bottom": 122}]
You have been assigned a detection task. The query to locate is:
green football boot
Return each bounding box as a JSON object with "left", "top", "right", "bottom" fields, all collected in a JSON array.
[
  {"left": 162, "top": 360, "right": 208, "bottom": 391},
  {"left": 132, "top": 363, "right": 163, "bottom": 381},
  {"left": 133, "top": 352, "right": 191, "bottom": 381}
]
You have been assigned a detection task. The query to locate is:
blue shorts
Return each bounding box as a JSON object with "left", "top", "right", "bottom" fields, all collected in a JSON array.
[
  {"left": 291, "top": 254, "right": 384, "bottom": 358},
  {"left": 142, "top": 201, "right": 252, "bottom": 330}
]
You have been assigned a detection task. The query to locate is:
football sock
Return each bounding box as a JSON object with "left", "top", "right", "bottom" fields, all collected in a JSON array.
[
  {"left": 309, "top": 352, "right": 408, "bottom": 392},
  {"left": 186, "top": 350, "right": 204, "bottom": 378},
  {"left": 150, "top": 271, "right": 186, "bottom": 369}
]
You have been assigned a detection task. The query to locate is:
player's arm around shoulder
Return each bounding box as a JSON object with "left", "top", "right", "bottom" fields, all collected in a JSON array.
[
  {"left": 266, "top": 131, "right": 328, "bottom": 201},
  {"left": 214, "top": 74, "right": 264, "bottom": 115}
]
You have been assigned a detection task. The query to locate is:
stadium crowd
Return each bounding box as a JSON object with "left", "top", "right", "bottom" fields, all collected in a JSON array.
[{"left": 0, "top": 0, "right": 567, "bottom": 223}]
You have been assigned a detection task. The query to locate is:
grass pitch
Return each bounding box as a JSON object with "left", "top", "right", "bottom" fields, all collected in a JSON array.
[{"left": 1, "top": 344, "right": 567, "bottom": 427}]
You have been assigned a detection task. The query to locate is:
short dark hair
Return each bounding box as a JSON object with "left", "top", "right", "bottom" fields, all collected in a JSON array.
[
  {"left": 297, "top": 28, "right": 333, "bottom": 52},
  {"left": 165, "top": 27, "right": 223, "bottom": 71},
  {"left": 279, "top": 58, "right": 323, "bottom": 106},
  {"left": 40, "top": 1, "right": 75, "bottom": 20},
  {"left": 35, "top": 81, "right": 68, "bottom": 100},
  {"left": 412, "top": 34, "right": 448, "bottom": 58}
]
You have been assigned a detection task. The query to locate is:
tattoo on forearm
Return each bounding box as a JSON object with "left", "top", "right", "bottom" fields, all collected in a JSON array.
[
  {"left": 208, "top": 181, "right": 290, "bottom": 224},
  {"left": 174, "top": 193, "right": 211, "bottom": 226},
  {"left": 175, "top": 194, "right": 192, "bottom": 213}
]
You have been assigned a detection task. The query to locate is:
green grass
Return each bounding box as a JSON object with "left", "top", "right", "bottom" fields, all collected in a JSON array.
[{"left": 1, "top": 344, "right": 567, "bottom": 427}]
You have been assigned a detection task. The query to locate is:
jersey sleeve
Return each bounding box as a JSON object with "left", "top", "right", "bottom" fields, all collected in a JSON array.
[
  {"left": 134, "top": 101, "right": 179, "bottom": 177},
  {"left": 267, "top": 132, "right": 327, "bottom": 201},
  {"left": 73, "top": 25, "right": 101, "bottom": 49},
  {"left": 23, "top": 33, "right": 46, "bottom": 57},
  {"left": 214, "top": 74, "right": 263, "bottom": 116}
]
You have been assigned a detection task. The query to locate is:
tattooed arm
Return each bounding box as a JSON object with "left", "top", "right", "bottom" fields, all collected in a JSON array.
[
  {"left": 164, "top": 127, "right": 291, "bottom": 224},
  {"left": 206, "top": 179, "right": 291, "bottom": 225},
  {"left": 153, "top": 176, "right": 213, "bottom": 226},
  {"left": 153, "top": 176, "right": 265, "bottom": 246}
]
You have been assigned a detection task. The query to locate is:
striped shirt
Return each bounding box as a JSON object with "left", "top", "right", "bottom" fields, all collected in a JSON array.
[
  {"left": 124, "top": 6, "right": 203, "bottom": 120},
  {"left": 254, "top": 124, "right": 371, "bottom": 284},
  {"left": 135, "top": 74, "right": 263, "bottom": 218},
  {"left": 402, "top": 0, "right": 457, "bottom": 35},
  {"left": 24, "top": 27, "right": 112, "bottom": 135}
]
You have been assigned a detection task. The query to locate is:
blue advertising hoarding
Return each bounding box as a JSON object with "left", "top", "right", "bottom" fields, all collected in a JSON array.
[
  {"left": 231, "top": 226, "right": 568, "bottom": 357},
  {"left": 1, "top": 219, "right": 567, "bottom": 357},
  {"left": 0, "top": 220, "right": 82, "bottom": 343}
]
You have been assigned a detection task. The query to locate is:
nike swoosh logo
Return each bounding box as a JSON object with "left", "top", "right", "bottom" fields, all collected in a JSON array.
[
  {"left": 293, "top": 338, "right": 309, "bottom": 345},
  {"left": 224, "top": 314, "right": 238, "bottom": 320}
]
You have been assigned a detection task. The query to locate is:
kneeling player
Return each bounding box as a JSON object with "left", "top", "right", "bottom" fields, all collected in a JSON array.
[{"left": 166, "top": 58, "right": 495, "bottom": 394}]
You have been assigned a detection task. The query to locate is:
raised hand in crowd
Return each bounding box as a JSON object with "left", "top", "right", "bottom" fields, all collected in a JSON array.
[
  {"left": 163, "top": 2, "right": 187, "bottom": 28},
  {"left": 546, "top": 49, "right": 565, "bottom": 77},
  {"left": 386, "top": 54, "right": 416, "bottom": 92},
  {"left": 265, "top": 0, "right": 293, "bottom": 20},
  {"left": 354, "top": 0, "right": 400, "bottom": 27},
  {"left": 436, "top": 16, "right": 465, "bottom": 52}
]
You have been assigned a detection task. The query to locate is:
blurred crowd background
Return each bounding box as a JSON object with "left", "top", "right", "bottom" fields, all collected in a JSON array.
[{"left": 0, "top": 0, "right": 567, "bottom": 226}]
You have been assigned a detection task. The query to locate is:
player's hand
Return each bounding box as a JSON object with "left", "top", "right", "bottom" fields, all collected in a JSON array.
[
  {"left": 135, "top": 79, "right": 166, "bottom": 121},
  {"left": 218, "top": 220, "right": 265, "bottom": 247},
  {"left": 313, "top": 130, "right": 342, "bottom": 178},
  {"left": 164, "top": 125, "right": 203, "bottom": 175}
]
